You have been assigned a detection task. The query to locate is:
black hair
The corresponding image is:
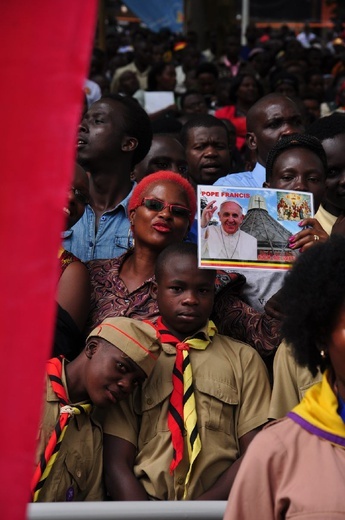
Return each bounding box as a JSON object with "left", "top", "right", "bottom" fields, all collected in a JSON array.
[
  {"left": 229, "top": 72, "right": 264, "bottom": 104},
  {"left": 155, "top": 242, "right": 216, "bottom": 283},
  {"left": 180, "top": 89, "right": 206, "bottom": 109},
  {"left": 280, "top": 235, "right": 345, "bottom": 376},
  {"left": 308, "top": 112, "right": 345, "bottom": 142},
  {"left": 180, "top": 114, "right": 230, "bottom": 147},
  {"left": 270, "top": 71, "right": 299, "bottom": 94},
  {"left": 195, "top": 62, "right": 219, "bottom": 79},
  {"left": 265, "top": 133, "right": 327, "bottom": 182},
  {"left": 101, "top": 94, "right": 153, "bottom": 166},
  {"left": 147, "top": 62, "right": 171, "bottom": 91}
]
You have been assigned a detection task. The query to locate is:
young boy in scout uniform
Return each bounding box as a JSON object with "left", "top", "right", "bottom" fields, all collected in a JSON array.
[
  {"left": 103, "top": 243, "right": 271, "bottom": 501},
  {"left": 31, "top": 317, "right": 161, "bottom": 502}
]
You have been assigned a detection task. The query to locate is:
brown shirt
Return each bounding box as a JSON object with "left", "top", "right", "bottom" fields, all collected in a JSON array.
[
  {"left": 103, "top": 324, "right": 271, "bottom": 500},
  {"left": 35, "top": 361, "right": 104, "bottom": 501},
  {"left": 269, "top": 341, "right": 322, "bottom": 420}
]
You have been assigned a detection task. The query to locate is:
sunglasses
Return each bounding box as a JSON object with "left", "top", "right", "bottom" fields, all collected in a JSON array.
[
  {"left": 70, "top": 187, "right": 89, "bottom": 205},
  {"left": 141, "top": 198, "right": 191, "bottom": 218}
]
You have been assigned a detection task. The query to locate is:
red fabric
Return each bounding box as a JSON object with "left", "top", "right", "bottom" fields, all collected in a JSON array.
[
  {"left": 168, "top": 343, "right": 186, "bottom": 473},
  {"left": 156, "top": 317, "right": 185, "bottom": 472},
  {"left": 215, "top": 105, "right": 247, "bottom": 151},
  {"left": 31, "top": 357, "right": 70, "bottom": 500},
  {"left": 0, "top": 3, "right": 97, "bottom": 518}
]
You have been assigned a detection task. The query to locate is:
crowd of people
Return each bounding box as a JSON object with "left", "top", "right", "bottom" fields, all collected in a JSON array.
[{"left": 33, "top": 18, "right": 345, "bottom": 517}]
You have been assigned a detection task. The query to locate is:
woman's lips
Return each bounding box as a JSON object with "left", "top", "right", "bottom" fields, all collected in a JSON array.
[{"left": 152, "top": 223, "right": 172, "bottom": 233}]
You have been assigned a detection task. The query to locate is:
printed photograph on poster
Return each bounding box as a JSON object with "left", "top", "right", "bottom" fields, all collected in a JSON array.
[{"left": 197, "top": 185, "right": 314, "bottom": 271}]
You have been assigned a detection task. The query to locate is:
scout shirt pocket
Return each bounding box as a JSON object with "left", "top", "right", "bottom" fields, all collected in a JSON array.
[
  {"left": 136, "top": 377, "right": 173, "bottom": 445},
  {"left": 62, "top": 450, "right": 88, "bottom": 500},
  {"left": 194, "top": 378, "right": 239, "bottom": 435},
  {"left": 40, "top": 449, "right": 88, "bottom": 502}
]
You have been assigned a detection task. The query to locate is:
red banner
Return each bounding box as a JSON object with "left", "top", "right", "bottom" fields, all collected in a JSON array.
[{"left": 0, "top": 2, "right": 97, "bottom": 517}]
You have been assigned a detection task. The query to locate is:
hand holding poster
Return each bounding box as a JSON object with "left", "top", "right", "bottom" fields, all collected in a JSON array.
[{"left": 198, "top": 186, "right": 314, "bottom": 271}]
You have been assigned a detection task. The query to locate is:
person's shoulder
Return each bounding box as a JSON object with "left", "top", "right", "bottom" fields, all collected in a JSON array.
[
  {"left": 207, "top": 224, "right": 220, "bottom": 235},
  {"left": 214, "top": 170, "right": 255, "bottom": 187},
  {"left": 244, "top": 417, "right": 294, "bottom": 456},
  {"left": 86, "top": 254, "right": 124, "bottom": 274},
  {"left": 215, "top": 105, "right": 234, "bottom": 118},
  {"left": 212, "top": 332, "right": 261, "bottom": 359},
  {"left": 241, "top": 230, "right": 257, "bottom": 241},
  {"left": 260, "top": 416, "right": 304, "bottom": 446},
  {"left": 113, "top": 60, "right": 135, "bottom": 78}
]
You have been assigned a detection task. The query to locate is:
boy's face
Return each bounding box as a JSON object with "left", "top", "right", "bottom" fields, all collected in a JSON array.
[
  {"left": 84, "top": 339, "right": 146, "bottom": 408},
  {"left": 156, "top": 253, "right": 215, "bottom": 341}
]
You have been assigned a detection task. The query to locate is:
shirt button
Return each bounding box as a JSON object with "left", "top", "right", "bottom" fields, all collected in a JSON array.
[
  {"left": 124, "top": 299, "right": 129, "bottom": 304},
  {"left": 89, "top": 241, "right": 93, "bottom": 247},
  {"left": 100, "top": 216, "right": 106, "bottom": 221},
  {"left": 76, "top": 470, "right": 81, "bottom": 478},
  {"left": 177, "top": 477, "right": 184, "bottom": 485},
  {"left": 147, "top": 398, "right": 153, "bottom": 405}
]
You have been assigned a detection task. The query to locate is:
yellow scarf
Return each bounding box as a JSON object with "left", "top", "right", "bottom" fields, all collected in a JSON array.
[{"left": 288, "top": 370, "right": 345, "bottom": 448}]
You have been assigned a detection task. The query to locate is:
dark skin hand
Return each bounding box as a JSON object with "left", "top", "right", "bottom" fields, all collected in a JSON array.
[
  {"left": 331, "top": 212, "right": 345, "bottom": 236},
  {"left": 195, "top": 428, "right": 261, "bottom": 500},
  {"left": 149, "top": 104, "right": 179, "bottom": 121},
  {"left": 104, "top": 428, "right": 261, "bottom": 501},
  {"left": 104, "top": 435, "right": 148, "bottom": 500},
  {"left": 288, "top": 217, "right": 328, "bottom": 253},
  {"left": 264, "top": 288, "right": 285, "bottom": 321}
]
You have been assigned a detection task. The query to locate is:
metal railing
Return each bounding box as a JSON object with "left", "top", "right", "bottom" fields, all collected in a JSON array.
[{"left": 27, "top": 501, "right": 227, "bottom": 520}]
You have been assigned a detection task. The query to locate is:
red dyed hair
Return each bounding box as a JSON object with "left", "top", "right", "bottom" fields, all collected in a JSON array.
[{"left": 128, "top": 171, "right": 196, "bottom": 226}]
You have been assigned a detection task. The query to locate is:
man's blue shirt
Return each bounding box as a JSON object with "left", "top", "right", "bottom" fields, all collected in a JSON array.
[
  {"left": 213, "top": 162, "right": 266, "bottom": 188},
  {"left": 63, "top": 184, "right": 135, "bottom": 261}
]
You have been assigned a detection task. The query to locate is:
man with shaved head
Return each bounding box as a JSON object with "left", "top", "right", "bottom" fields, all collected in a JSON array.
[{"left": 214, "top": 93, "right": 305, "bottom": 188}]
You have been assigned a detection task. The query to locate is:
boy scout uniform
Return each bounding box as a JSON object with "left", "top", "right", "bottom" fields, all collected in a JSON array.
[
  {"left": 103, "top": 322, "right": 271, "bottom": 500},
  {"left": 35, "top": 359, "right": 104, "bottom": 502},
  {"left": 269, "top": 341, "right": 322, "bottom": 420}
]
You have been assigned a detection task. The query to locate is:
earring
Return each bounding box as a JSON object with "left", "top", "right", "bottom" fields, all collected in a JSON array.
[
  {"left": 320, "top": 349, "right": 327, "bottom": 359},
  {"left": 127, "top": 225, "right": 135, "bottom": 250}
]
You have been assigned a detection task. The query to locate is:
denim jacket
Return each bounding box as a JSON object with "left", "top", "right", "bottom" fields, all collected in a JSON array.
[{"left": 63, "top": 184, "right": 135, "bottom": 261}]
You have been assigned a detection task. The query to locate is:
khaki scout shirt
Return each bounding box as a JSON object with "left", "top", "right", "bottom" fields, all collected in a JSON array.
[
  {"left": 269, "top": 341, "right": 322, "bottom": 420},
  {"left": 35, "top": 360, "right": 104, "bottom": 501},
  {"left": 103, "top": 324, "right": 271, "bottom": 500}
]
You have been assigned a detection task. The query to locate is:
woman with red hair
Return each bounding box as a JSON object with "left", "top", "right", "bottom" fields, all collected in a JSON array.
[{"left": 86, "top": 171, "right": 196, "bottom": 332}]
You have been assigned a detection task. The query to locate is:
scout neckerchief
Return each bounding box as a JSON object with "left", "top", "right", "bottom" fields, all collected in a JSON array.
[
  {"left": 156, "top": 317, "right": 217, "bottom": 498},
  {"left": 31, "top": 356, "right": 92, "bottom": 502},
  {"left": 288, "top": 370, "right": 345, "bottom": 448},
  {"left": 337, "top": 393, "right": 345, "bottom": 423}
]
